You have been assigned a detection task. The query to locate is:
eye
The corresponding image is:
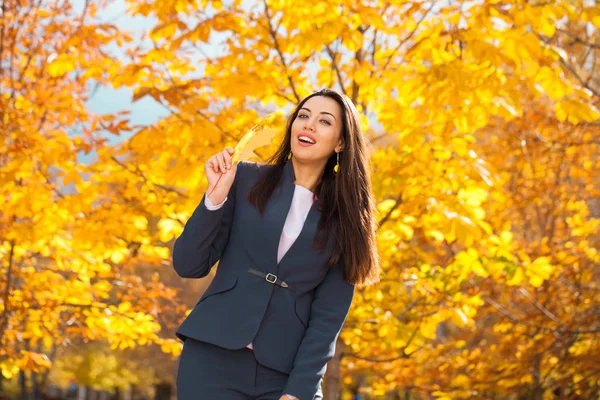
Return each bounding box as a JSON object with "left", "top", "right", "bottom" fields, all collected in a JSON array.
[
  {"left": 298, "top": 113, "right": 308, "bottom": 118},
  {"left": 321, "top": 120, "right": 331, "bottom": 125}
]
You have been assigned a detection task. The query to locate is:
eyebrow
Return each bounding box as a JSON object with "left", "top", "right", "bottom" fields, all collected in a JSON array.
[{"left": 300, "top": 107, "right": 337, "bottom": 121}]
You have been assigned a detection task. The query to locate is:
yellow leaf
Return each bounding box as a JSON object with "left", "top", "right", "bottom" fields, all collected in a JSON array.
[
  {"left": 231, "top": 113, "right": 283, "bottom": 163},
  {"left": 451, "top": 374, "right": 470, "bottom": 387},
  {"left": 63, "top": 169, "right": 83, "bottom": 186},
  {"left": 396, "top": 222, "right": 414, "bottom": 240},
  {"left": 110, "top": 250, "right": 126, "bottom": 264},
  {"left": 528, "top": 274, "right": 544, "bottom": 288},
  {"left": 47, "top": 54, "right": 77, "bottom": 77},
  {"left": 451, "top": 308, "right": 468, "bottom": 328},
  {"left": 555, "top": 99, "right": 600, "bottom": 124},
  {"left": 133, "top": 216, "right": 148, "bottom": 231},
  {"left": 539, "top": 18, "right": 555, "bottom": 37},
  {"left": 427, "top": 229, "right": 445, "bottom": 242},
  {"left": 531, "top": 256, "right": 553, "bottom": 278},
  {"left": 20, "top": 352, "right": 52, "bottom": 372},
  {"left": 419, "top": 316, "right": 439, "bottom": 340},
  {"left": 158, "top": 218, "right": 180, "bottom": 242},
  {"left": 150, "top": 22, "right": 179, "bottom": 41},
  {"left": 520, "top": 374, "right": 534, "bottom": 384},
  {"left": 459, "top": 187, "right": 488, "bottom": 207},
  {"left": 377, "top": 199, "right": 397, "bottom": 214},
  {"left": 43, "top": 335, "right": 53, "bottom": 350},
  {"left": 471, "top": 260, "right": 489, "bottom": 278},
  {"left": 507, "top": 267, "right": 524, "bottom": 285},
  {"left": 154, "top": 246, "right": 170, "bottom": 259},
  {"left": 378, "top": 326, "right": 389, "bottom": 337}
]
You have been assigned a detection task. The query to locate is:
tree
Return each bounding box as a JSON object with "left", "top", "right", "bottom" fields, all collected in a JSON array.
[
  {"left": 2, "top": 0, "right": 598, "bottom": 398},
  {"left": 0, "top": 0, "right": 183, "bottom": 390},
  {"left": 114, "top": 0, "right": 599, "bottom": 397}
]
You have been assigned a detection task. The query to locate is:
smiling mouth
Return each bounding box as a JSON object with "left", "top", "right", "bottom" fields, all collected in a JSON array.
[{"left": 298, "top": 135, "right": 316, "bottom": 144}]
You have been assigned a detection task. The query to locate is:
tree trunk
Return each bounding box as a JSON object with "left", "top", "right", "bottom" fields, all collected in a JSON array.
[
  {"left": 31, "top": 371, "right": 38, "bottom": 400},
  {"left": 19, "top": 370, "right": 27, "bottom": 400},
  {"left": 323, "top": 337, "right": 345, "bottom": 400}
]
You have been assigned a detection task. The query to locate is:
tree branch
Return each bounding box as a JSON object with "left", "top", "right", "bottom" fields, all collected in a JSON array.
[
  {"left": 109, "top": 155, "right": 189, "bottom": 198},
  {"left": 262, "top": 0, "right": 300, "bottom": 103},
  {"left": 483, "top": 296, "right": 600, "bottom": 334},
  {"left": 377, "top": 196, "right": 402, "bottom": 228},
  {"left": 382, "top": 1, "right": 437, "bottom": 72},
  {"left": 325, "top": 44, "right": 348, "bottom": 97},
  {"left": 0, "top": 240, "right": 16, "bottom": 344},
  {"left": 341, "top": 323, "right": 422, "bottom": 363}
]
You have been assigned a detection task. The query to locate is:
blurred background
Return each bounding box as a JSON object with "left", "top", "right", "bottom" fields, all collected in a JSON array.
[{"left": 0, "top": 0, "right": 598, "bottom": 399}]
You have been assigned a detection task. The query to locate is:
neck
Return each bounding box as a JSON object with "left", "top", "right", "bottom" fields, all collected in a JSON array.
[{"left": 291, "top": 158, "right": 325, "bottom": 193}]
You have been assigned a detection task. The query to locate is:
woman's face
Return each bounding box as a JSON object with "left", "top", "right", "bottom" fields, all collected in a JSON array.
[{"left": 290, "top": 96, "right": 343, "bottom": 163}]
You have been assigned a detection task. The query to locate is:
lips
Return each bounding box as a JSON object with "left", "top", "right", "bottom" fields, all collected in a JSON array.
[{"left": 298, "top": 133, "right": 317, "bottom": 144}]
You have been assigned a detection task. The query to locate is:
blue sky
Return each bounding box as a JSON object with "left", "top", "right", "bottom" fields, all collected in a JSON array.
[{"left": 76, "top": 0, "right": 168, "bottom": 144}]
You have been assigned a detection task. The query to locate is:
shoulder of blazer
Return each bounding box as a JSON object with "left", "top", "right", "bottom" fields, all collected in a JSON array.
[
  {"left": 238, "top": 161, "right": 272, "bottom": 180},
  {"left": 240, "top": 160, "right": 269, "bottom": 171},
  {"left": 234, "top": 161, "right": 268, "bottom": 195}
]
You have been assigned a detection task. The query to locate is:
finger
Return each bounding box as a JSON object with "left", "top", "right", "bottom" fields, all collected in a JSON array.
[
  {"left": 209, "top": 157, "right": 219, "bottom": 174},
  {"left": 224, "top": 150, "right": 232, "bottom": 169},
  {"left": 220, "top": 152, "right": 229, "bottom": 172},
  {"left": 216, "top": 153, "right": 226, "bottom": 173}
]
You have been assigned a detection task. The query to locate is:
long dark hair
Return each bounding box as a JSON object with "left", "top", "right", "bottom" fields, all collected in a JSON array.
[{"left": 247, "top": 88, "right": 380, "bottom": 287}]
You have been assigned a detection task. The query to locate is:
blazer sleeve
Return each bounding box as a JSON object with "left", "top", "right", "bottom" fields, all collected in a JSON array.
[
  {"left": 172, "top": 162, "right": 244, "bottom": 278},
  {"left": 283, "top": 260, "right": 355, "bottom": 399}
]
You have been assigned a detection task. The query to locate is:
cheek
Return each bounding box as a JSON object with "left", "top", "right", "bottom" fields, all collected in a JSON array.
[
  {"left": 291, "top": 118, "right": 302, "bottom": 132},
  {"left": 325, "top": 127, "right": 341, "bottom": 145}
]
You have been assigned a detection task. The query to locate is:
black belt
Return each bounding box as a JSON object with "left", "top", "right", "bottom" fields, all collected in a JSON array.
[{"left": 248, "top": 268, "right": 293, "bottom": 290}]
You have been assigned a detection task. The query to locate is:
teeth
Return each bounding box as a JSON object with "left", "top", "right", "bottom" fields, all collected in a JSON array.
[{"left": 299, "top": 136, "right": 316, "bottom": 144}]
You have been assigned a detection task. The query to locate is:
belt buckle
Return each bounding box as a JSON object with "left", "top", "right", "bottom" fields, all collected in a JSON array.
[{"left": 265, "top": 273, "right": 277, "bottom": 284}]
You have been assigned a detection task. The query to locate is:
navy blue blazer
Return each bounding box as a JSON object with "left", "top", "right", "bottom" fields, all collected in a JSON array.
[{"left": 172, "top": 159, "right": 355, "bottom": 400}]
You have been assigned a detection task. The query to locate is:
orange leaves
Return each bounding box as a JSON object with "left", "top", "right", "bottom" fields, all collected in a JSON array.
[
  {"left": 149, "top": 21, "right": 185, "bottom": 41},
  {"left": 2, "top": 0, "right": 599, "bottom": 395},
  {"left": 157, "top": 218, "right": 182, "bottom": 242},
  {"left": 158, "top": 338, "right": 183, "bottom": 357},
  {"left": 20, "top": 352, "right": 52, "bottom": 372},
  {"left": 47, "top": 54, "right": 78, "bottom": 77},
  {"left": 555, "top": 99, "right": 600, "bottom": 125}
]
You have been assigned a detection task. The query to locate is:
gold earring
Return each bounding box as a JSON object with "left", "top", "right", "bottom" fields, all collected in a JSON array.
[
  {"left": 333, "top": 151, "right": 339, "bottom": 174},
  {"left": 288, "top": 152, "right": 292, "bottom": 160}
]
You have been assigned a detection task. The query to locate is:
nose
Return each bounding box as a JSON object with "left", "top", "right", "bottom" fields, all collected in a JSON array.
[{"left": 303, "top": 117, "right": 316, "bottom": 131}]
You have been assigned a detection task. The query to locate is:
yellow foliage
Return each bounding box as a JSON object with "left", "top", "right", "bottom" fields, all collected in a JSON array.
[{"left": 2, "top": 0, "right": 599, "bottom": 396}]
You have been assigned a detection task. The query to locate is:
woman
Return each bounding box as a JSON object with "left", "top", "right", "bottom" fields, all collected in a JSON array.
[{"left": 173, "top": 88, "right": 380, "bottom": 400}]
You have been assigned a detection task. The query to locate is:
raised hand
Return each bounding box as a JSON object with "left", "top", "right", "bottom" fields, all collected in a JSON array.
[{"left": 205, "top": 148, "right": 238, "bottom": 203}]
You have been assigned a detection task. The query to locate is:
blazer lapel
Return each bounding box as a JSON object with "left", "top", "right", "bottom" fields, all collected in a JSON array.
[{"left": 250, "top": 160, "right": 319, "bottom": 275}]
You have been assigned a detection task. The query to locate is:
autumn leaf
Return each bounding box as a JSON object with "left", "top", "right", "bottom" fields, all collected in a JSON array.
[
  {"left": 208, "top": 112, "right": 282, "bottom": 196},
  {"left": 231, "top": 112, "right": 283, "bottom": 163}
]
